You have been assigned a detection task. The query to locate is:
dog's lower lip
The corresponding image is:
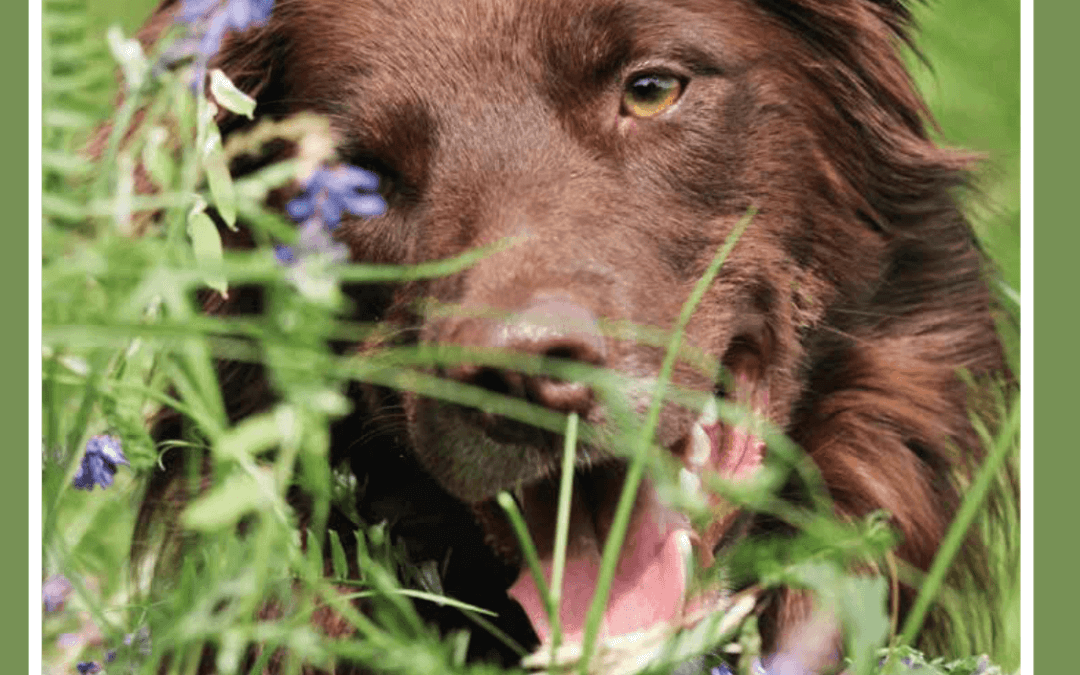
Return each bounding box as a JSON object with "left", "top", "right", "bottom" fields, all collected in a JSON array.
[{"left": 458, "top": 405, "right": 557, "bottom": 447}]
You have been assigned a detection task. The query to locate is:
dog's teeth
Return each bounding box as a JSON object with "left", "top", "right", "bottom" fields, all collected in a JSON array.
[
  {"left": 696, "top": 396, "right": 719, "bottom": 427},
  {"left": 676, "top": 530, "right": 694, "bottom": 592},
  {"left": 679, "top": 467, "right": 702, "bottom": 498},
  {"left": 688, "top": 423, "right": 712, "bottom": 471}
]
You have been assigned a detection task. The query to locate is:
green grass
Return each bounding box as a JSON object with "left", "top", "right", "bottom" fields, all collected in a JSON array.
[{"left": 42, "top": 2, "right": 1021, "bottom": 674}]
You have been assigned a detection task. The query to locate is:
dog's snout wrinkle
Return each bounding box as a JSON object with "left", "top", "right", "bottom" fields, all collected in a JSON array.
[{"left": 443, "top": 294, "right": 606, "bottom": 416}]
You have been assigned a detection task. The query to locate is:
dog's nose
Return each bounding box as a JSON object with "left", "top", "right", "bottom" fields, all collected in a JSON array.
[{"left": 443, "top": 294, "right": 606, "bottom": 416}]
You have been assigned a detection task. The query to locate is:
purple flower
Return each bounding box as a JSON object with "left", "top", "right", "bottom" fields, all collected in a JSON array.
[
  {"left": 167, "top": 0, "right": 276, "bottom": 86},
  {"left": 273, "top": 244, "right": 296, "bottom": 264},
  {"left": 286, "top": 165, "right": 385, "bottom": 230},
  {"left": 277, "top": 219, "right": 351, "bottom": 269},
  {"left": 711, "top": 664, "right": 734, "bottom": 675},
  {"left": 276, "top": 164, "right": 385, "bottom": 264},
  {"left": 178, "top": 0, "right": 273, "bottom": 27},
  {"left": 42, "top": 574, "right": 72, "bottom": 611},
  {"left": 72, "top": 435, "right": 129, "bottom": 490},
  {"left": 57, "top": 633, "right": 83, "bottom": 648},
  {"left": 76, "top": 662, "right": 101, "bottom": 674}
]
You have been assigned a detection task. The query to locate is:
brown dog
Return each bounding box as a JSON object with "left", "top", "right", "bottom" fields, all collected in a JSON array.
[{"left": 131, "top": 0, "right": 1013, "bottom": 672}]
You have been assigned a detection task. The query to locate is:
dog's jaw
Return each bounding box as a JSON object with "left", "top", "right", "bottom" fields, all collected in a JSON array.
[
  {"left": 507, "top": 479, "right": 694, "bottom": 645},
  {"left": 499, "top": 387, "right": 767, "bottom": 649}
]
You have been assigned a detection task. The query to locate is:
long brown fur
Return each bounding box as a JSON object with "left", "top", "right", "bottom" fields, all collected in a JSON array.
[{"left": 122, "top": 0, "right": 1015, "bottom": 672}]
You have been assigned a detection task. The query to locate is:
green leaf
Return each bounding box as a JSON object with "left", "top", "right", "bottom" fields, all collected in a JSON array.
[
  {"left": 306, "top": 527, "right": 324, "bottom": 573},
  {"left": 42, "top": 108, "right": 99, "bottom": 129},
  {"left": 187, "top": 209, "right": 228, "bottom": 297},
  {"left": 329, "top": 529, "right": 349, "bottom": 580},
  {"left": 737, "top": 614, "right": 762, "bottom": 675},
  {"left": 41, "top": 150, "right": 93, "bottom": 176},
  {"left": 183, "top": 471, "right": 269, "bottom": 531},
  {"left": 839, "top": 575, "right": 890, "bottom": 675},
  {"left": 210, "top": 69, "right": 257, "bottom": 119},
  {"left": 179, "top": 553, "right": 199, "bottom": 605},
  {"left": 42, "top": 193, "right": 89, "bottom": 220},
  {"left": 353, "top": 528, "right": 370, "bottom": 577},
  {"left": 215, "top": 631, "right": 245, "bottom": 674},
  {"left": 786, "top": 562, "right": 890, "bottom": 675},
  {"left": 233, "top": 159, "right": 302, "bottom": 209},
  {"left": 202, "top": 122, "right": 238, "bottom": 229},
  {"left": 141, "top": 126, "right": 175, "bottom": 188},
  {"left": 105, "top": 25, "right": 148, "bottom": 91},
  {"left": 215, "top": 406, "right": 297, "bottom": 462}
]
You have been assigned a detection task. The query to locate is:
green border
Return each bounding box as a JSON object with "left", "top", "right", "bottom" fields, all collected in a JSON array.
[
  {"left": 27, "top": 1, "right": 1031, "bottom": 673},
  {"left": 1033, "top": 1, "right": 1059, "bottom": 670},
  {"left": 12, "top": 1, "right": 31, "bottom": 673}
]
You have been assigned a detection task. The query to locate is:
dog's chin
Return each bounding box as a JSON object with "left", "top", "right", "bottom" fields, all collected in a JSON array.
[{"left": 408, "top": 367, "right": 770, "bottom": 649}]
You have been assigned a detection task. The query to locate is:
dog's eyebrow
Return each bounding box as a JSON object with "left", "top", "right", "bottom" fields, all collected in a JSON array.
[
  {"left": 540, "top": 8, "right": 726, "bottom": 95},
  {"left": 333, "top": 99, "right": 439, "bottom": 192},
  {"left": 645, "top": 41, "right": 726, "bottom": 77},
  {"left": 540, "top": 3, "right": 640, "bottom": 86}
]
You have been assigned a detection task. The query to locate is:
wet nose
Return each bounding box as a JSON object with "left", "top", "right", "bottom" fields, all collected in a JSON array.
[{"left": 442, "top": 294, "right": 607, "bottom": 416}]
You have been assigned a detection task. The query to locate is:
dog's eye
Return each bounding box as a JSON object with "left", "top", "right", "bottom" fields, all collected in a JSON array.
[{"left": 622, "top": 73, "right": 683, "bottom": 118}]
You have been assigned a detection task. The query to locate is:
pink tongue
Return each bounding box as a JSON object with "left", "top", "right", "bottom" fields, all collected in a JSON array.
[
  {"left": 507, "top": 385, "right": 768, "bottom": 647},
  {"left": 507, "top": 492, "right": 689, "bottom": 645}
]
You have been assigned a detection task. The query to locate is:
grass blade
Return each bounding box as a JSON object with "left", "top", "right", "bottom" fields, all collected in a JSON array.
[
  {"left": 898, "top": 393, "right": 1021, "bottom": 645},
  {"left": 577, "top": 208, "right": 755, "bottom": 674},
  {"left": 548, "top": 412, "right": 581, "bottom": 654}
]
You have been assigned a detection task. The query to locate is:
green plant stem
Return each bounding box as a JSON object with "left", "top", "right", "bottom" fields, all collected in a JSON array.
[
  {"left": 577, "top": 208, "right": 755, "bottom": 674},
  {"left": 497, "top": 492, "right": 553, "bottom": 626},
  {"left": 548, "top": 412, "right": 580, "bottom": 655},
  {"left": 898, "top": 393, "right": 1021, "bottom": 645}
]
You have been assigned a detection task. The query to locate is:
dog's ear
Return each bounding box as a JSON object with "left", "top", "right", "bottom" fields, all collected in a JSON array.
[
  {"left": 755, "top": 0, "right": 917, "bottom": 43},
  {"left": 754, "top": 0, "right": 975, "bottom": 228}
]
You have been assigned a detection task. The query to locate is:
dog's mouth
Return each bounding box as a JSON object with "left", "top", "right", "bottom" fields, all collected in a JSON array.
[
  {"left": 472, "top": 355, "right": 769, "bottom": 647},
  {"left": 505, "top": 461, "right": 690, "bottom": 645}
]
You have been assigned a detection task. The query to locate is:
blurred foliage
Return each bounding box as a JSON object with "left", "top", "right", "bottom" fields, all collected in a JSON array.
[{"left": 42, "top": 2, "right": 1022, "bottom": 675}]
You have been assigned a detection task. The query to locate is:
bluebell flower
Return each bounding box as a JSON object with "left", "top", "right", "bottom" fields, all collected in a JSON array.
[
  {"left": 42, "top": 574, "right": 72, "bottom": 611},
  {"left": 72, "top": 435, "right": 129, "bottom": 491},
  {"left": 178, "top": 0, "right": 273, "bottom": 27},
  {"left": 286, "top": 165, "right": 385, "bottom": 230},
  {"left": 275, "top": 164, "right": 385, "bottom": 264},
  {"left": 273, "top": 244, "right": 296, "bottom": 264},
  {"left": 277, "top": 219, "right": 351, "bottom": 268},
  {"left": 76, "top": 662, "right": 101, "bottom": 674},
  {"left": 710, "top": 664, "right": 734, "bottom": 675},
  {"left": 166, "top": 0, "right": 276, "bottom": 86}
]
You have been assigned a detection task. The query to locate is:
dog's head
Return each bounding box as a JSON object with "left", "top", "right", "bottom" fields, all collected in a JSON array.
[{"left": 141, "top": 0, "right": 1004, "bottom": 655}]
